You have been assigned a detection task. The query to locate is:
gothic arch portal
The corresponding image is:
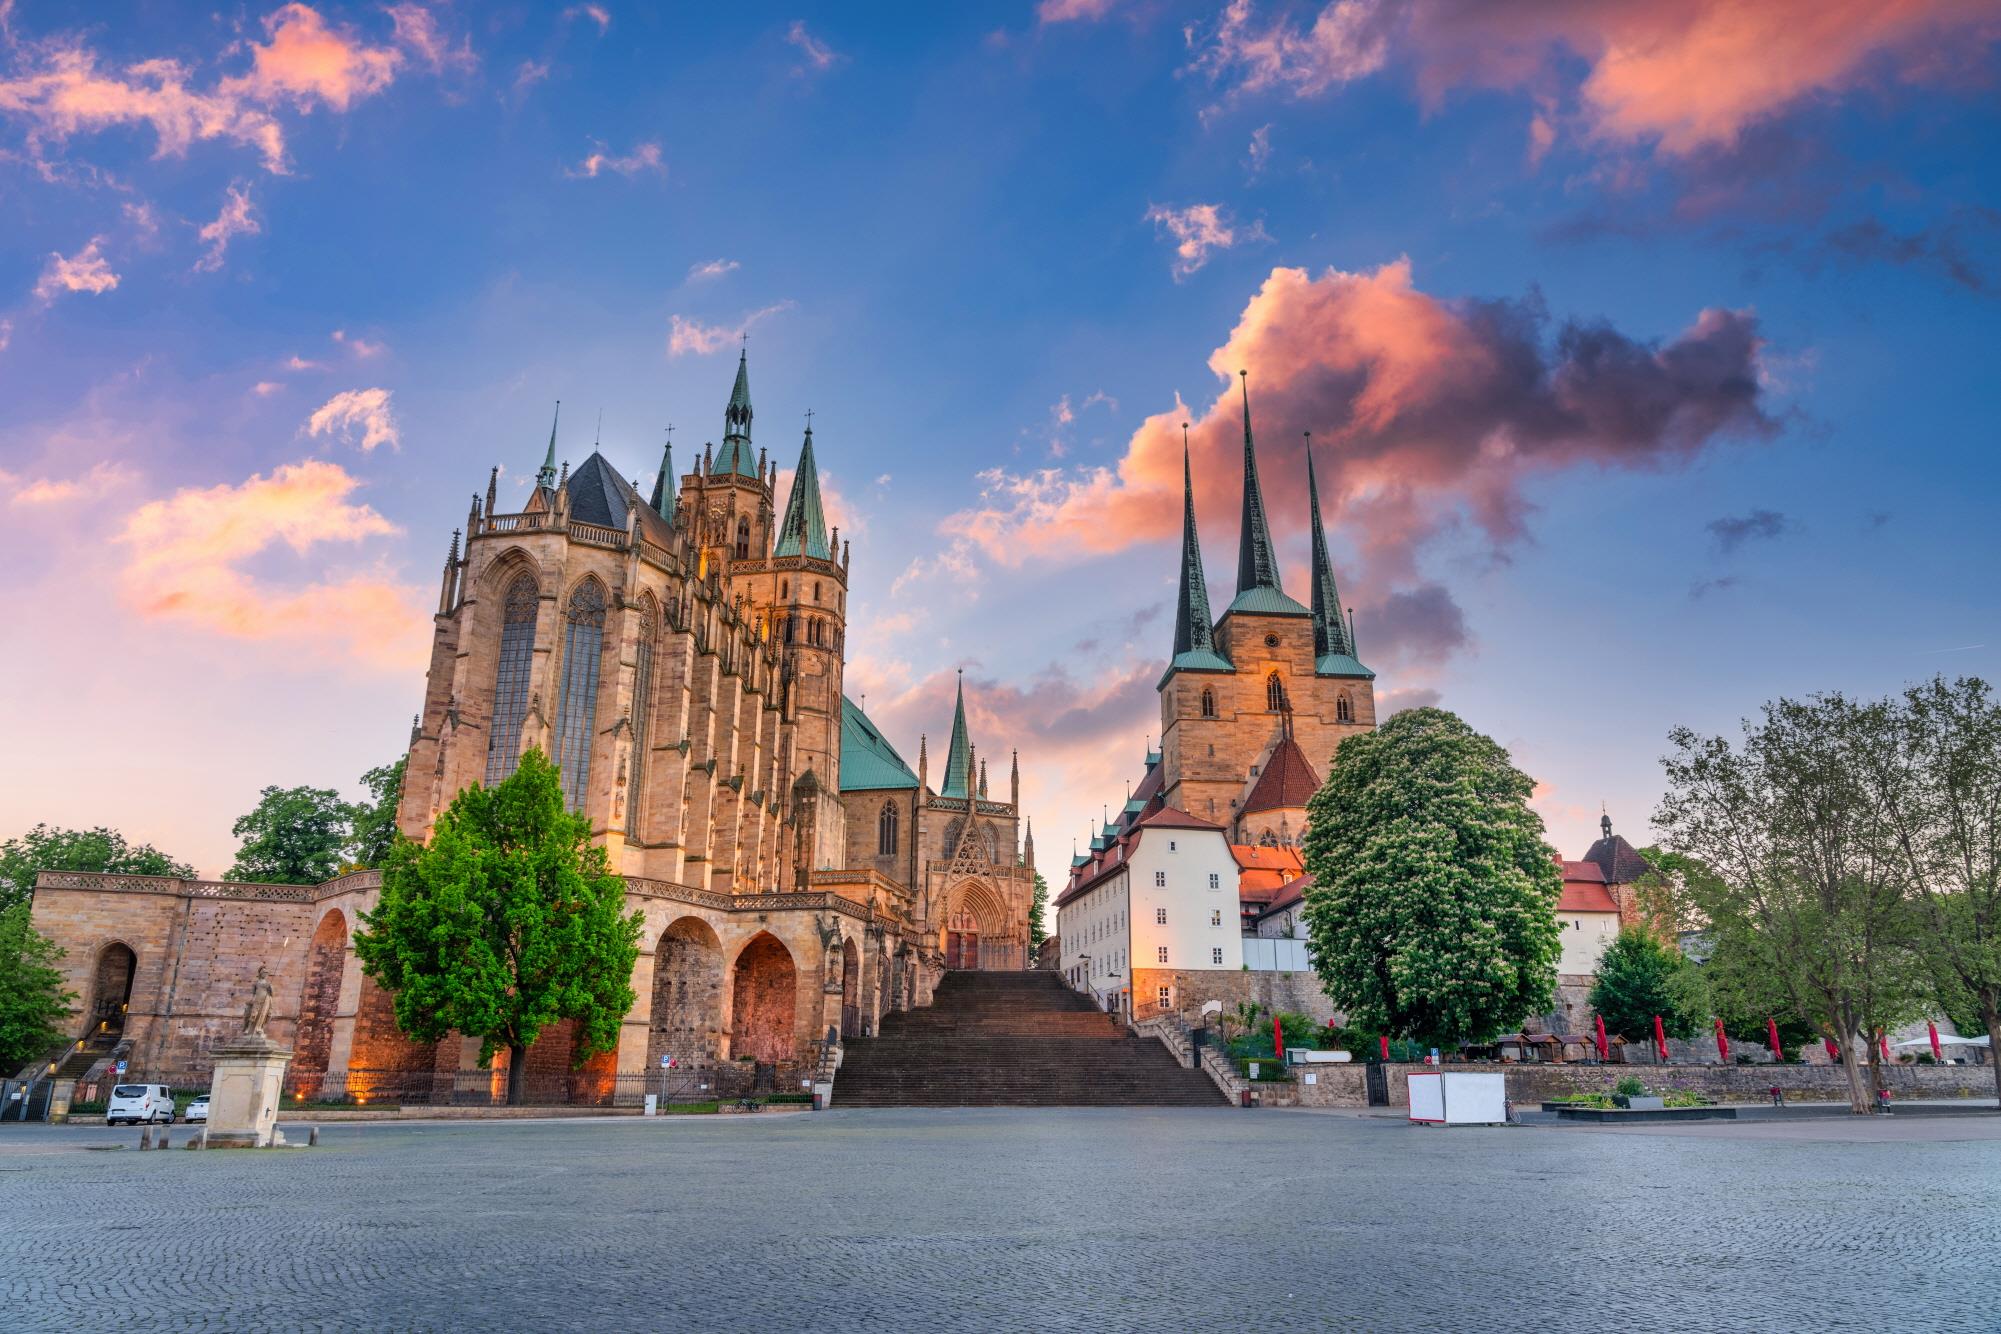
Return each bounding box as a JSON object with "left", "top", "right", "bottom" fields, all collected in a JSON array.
[
  {"left": 292, "top": 910, "right": 348, "bottom": 1099},
  {"left": 729, "top": 932, "right": 797, "bottom": 1064},
  {"left": 649, "top": 917, "right": 724, "bottom": 1066},
  {"left": 942, "top": 879, "right": 1011, "bottom": 971}
]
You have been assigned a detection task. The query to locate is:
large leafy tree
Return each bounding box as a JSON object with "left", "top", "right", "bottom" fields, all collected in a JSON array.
[
  {"left": 347, "top": 758, "right": 408, "bottom": 869},
  {"left": 1028, "top": 871, "right": 1049, "bottom": 956},
  {"left": 1657, "top": 693, "right": 1925, "bottom": 1114},
  {"left": 0, "top": 825, "right": 194, "bottom": 913},
  {"left": 353, "top": 750, "right": 642, "bottom": 1105},
  {"left": 1589, "top": 927, "right": 1702, "bottom": 1043},
  {"left": 1300, "top": 707, "right": 1562, "bottom": 1049},
  {"left": 224, "top": 786, "right": 361, "bottom": 885},
  {"left": 0, "top": 903, "right": 76, "bottom": 1074}
]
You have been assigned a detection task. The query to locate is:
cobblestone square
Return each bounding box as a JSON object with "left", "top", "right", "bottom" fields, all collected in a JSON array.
[{"left": 2, "top": 1109, "right": 1997, "bottom": 1333}]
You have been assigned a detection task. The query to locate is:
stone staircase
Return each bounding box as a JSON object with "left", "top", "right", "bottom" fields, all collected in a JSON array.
[{"left": 835, "top": 971, "right": 1227, "bottom": 1107}]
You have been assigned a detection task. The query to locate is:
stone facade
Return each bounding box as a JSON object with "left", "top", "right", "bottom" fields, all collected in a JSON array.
[{"left": 26, "top": 356, "right": 1034, "bottom": 1098}]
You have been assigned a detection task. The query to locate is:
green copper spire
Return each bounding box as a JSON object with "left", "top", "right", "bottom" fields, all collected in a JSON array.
[
  {"left": 1224, "top": 371, "right": 1308, "bottom": 618},
  {"left": 713, "top": 348, "right": 759, "bottom": 477},
  {"left": 1168, "top": 425, "right": 1232, "bottom": 677},
  {"left": 774, "top": 423, "right": 830, "bottom": 559},
  {"left": 649, "top": 432, "right": 675, "bottom": 516},
  {"left": 537, "top": 401, "right": 560, "bottom": 490},
  {"left": 939, "top": 672, "right": 974, "bottom": 799},
  {"left": 1306, "top": 432, "right": 1374, "bottom": 678}
]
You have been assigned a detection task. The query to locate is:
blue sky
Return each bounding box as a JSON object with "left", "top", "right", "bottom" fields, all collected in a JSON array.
[{"left": 2, "top": 0, "right": 1997, "bottom": 883}]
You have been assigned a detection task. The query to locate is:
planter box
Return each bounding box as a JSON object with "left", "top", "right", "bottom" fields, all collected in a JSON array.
[{"left": 1556, "top": 1105, "right": 1739, "bottom": 1123}]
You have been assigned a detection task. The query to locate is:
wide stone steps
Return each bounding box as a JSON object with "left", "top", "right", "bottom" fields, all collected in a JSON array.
[{"left": 835, "top": 970, "right": 1226, "bottom": 1108}]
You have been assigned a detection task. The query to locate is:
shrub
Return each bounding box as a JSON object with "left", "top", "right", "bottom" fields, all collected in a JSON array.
[{"left": 1614, "top": 1075, "right": 1647, "bottom": 1098}]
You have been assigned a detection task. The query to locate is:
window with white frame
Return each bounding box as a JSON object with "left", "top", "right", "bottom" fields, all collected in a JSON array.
[
  {"left": 1210, "top": 909, "right": 1222, "bottom": 927},
  {"left": 1157, "top": 986, "right": 1170, "bottom": 1007},
  {"left": 1208, "top": 873, "right": 1220, "bottom": 890},
  {"left": 1156, "top": 945, "right": 1168, "bottom": 963},
  {"left": 1169, "top": 840, "right": 1177, "bottom": 852},
  {"left": 1154, "top": 871, "right": 1166, "bottom": 887},
  {"left": 1211, "top": 947, "right": 1224, "bottom": 964},
  {"left": 1155, "top": 907, "right": 1167, "bottom": 925}
]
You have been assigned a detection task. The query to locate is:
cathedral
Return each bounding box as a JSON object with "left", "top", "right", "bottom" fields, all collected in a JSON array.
[{"left": 28, "top": 354, "right": 1034, "bottom": 1100}]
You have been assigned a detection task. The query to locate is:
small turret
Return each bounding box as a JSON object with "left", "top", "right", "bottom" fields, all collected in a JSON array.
[{"left": 485, "top": 466, "right": 498, "bottom": 517}]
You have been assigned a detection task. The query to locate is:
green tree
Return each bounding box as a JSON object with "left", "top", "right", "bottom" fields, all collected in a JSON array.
[
  {"left": 352, "top": 750, "right": 642, "bottom": 1105},
  {"left": 1657, "top": 693, "right": 1925, "bottom": 1114},
  {"left": 1300, "top": 707, "right": 1562, "bottom": 1049},
  {"left": 1027, "top": 871, "right": 1049, "bottom": 956},
  {"left": 224, "top": 786, "right": 361, "bottom": 885},
  {"left": 1588, "top": 927, "right": 1701, "bottom": 1043},
  {"left": 0, "top": 825, "right": 194, "bottom": 914},
  {"left": 347, "top": 757, "right": 408, "bottom": 869},
  {"left": 0, "top": 903, "right": 76, "bottom": 1073}
]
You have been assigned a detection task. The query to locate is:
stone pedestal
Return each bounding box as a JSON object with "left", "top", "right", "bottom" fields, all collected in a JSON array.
[{"left": 205, "top": 1035, "right": 293, "bottom": 1148}]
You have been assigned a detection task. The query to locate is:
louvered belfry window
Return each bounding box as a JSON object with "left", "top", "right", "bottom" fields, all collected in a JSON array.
[
  {"left": 485, "top": 573, "right": 540, "bottom": 786},
  {"left": 555, "top": 579, "right": 608, "bottom": 811}
]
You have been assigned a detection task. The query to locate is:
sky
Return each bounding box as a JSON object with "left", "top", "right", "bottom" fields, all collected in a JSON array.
[{"left": 2, "top": 1, "right": 1998, "bottom": 891}]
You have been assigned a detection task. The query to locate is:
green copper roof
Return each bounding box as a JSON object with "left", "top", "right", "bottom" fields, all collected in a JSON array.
[
  {"left": 773, "top": 425, "right": 830, "bottom": 559},
  {"left": 839, "top": 696, "right": 919, "bottom": 791},
  {"left": 1305, "top": 441, "right": 1356, "bottom": 660},
  {"left": 713, "top": 350, "right": 759, "bottom": 478},
  {"left": 536, "top": 401, "right": 560, "bottom": 490},
  {"left": 1223, "top": 586, "right": 1310, "bottom": 617},
  {"left": 1169, "top": 427, "right": 1230, "bottom": 680},
  {"left": 1314, "top": 652, "right": 1375, "bottom": 680},
  {"left": 1234, "top": 371, "right": 1286, "bottom": 602},
  {"left": 648, "top": 437, "right": 675, "bottom": 517},
  {"left": 938, "top": 675, "right": 975, "bottom": 798}
]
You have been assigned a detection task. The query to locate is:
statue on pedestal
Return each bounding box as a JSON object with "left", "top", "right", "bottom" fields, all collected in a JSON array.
[{"left": 241, "top": 964, "right": 274, "bottom": 1038}]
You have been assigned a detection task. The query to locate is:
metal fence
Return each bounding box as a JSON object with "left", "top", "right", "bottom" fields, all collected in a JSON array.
[{"left": 73, "top": 1062, "right": 821, "bottom": 1111}]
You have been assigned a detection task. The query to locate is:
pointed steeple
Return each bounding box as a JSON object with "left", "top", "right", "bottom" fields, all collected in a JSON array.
[
  {"left": 1235, "top": 371, "right": 1282, "bottom": 597},
  {"left": 714, "top": 349, "right": 759, "bottom": 477},
  {"left": 537, "top": 401, "right": 560, "bottom": 490},
  {"left": 649, "top": 432, "right": 676, "bottom": 516},
  {"left": 1306, "top": 434, "right": 1348, "bottom": 659},
  {"left": 940, "top": 671, "right": 975, "bottom": 799},
  {"left": 773, "top": 423, "right": 830, "bottom": 559},
  {"left": 1168, "top": 424, "right": 1232, "bottom": 677}
]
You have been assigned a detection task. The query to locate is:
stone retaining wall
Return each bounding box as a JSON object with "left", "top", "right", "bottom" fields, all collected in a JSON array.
[{"left": 1380, "top": 1061, "right": 1994, "bottom": 1107}]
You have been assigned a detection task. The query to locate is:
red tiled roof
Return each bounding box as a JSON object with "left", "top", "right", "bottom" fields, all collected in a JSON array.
[
  {"left": 1264, "top": 873, "right": 1312, "bottom": 915},
  {"left": 1240, "top": 734, "right": 1320, "bottom": 815},
  {"left": 1561, "top": 859, "right": 1606, "bottom": 883},
  {"left": 1232, "top": 844, "right": 1305, "bottom": 872},
  {"left": 1132, "top": 804, "right": 1224, "bottom": 832},
  {"left": 1558, "top": 879, "right": 1619, "bottom": 913}
]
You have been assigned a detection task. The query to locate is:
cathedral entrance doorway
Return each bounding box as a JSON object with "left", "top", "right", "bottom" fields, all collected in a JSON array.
[{"left": 944, "top": 910, "right": 980, "bottom": 970}]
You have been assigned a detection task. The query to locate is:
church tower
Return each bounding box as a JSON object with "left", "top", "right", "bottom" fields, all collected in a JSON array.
[{"left": 1158, "top": 373, "right": 1376, "bottom": 832}]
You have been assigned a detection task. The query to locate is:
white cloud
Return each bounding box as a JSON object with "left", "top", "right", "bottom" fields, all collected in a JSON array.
[
  {"left": 1144, "top": 202, "right": 1269, "bottom": 280},
  {"left": 306, "top": 387, "right": 400, "bottom": 452},
  {"left": 688, "top": 258, "right": 740, "bottom": 282},
  {"left": 786, "top": 20, "right": 844, "bottom": 75},
  {"left": 566, "top": 139, "right": 664, "bottom": 179},
  {"left": 666, "top": 302, "right": 793, "bottom": 357},
  {"left": 194, "top": 183, "right": 260, "bottom": 272},
  {"left": 332, "top": 329, "right": 387, "bottom": 359}
]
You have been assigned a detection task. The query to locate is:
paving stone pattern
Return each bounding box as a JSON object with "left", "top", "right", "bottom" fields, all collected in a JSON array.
[{"left": 2, "top": 1110, "right": 1998, "bottom": 1332}]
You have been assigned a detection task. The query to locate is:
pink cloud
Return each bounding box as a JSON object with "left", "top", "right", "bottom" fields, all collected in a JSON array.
[
  {"left": 786, "top": 21, "right": 844, "bottom": 75},
  {"left": 219, "top": 4, "right": 400, "bottom": 113},
  {"left": 564, "top": 4, "right": 613, "bottom": 33},
  {"left": 194, "top": 183, "right": 260, "bottom": 272},
  {"left": 9, "top": 461, "right": 134, "bottom": 507},
  {"left": 1145, "top": 201, "right": 1270, "bottom": 279},
  {"left": 666, "top": 302, "right": 793, "bottom": 357},
  {"left": 306, "top": 388, "right": 400, "bottom": 452},
  {"left": 1037, "top": 0, "right": 1123, "bottom": 22},
  {"left": 116, "top": 459, "right": 426, "bottom": 671},
  {"left": 946, "top": 259, "right": 1776, "bottom": 667},
  {"left": 688, "top": 257, "right": 740, "bottom": 282},
  {"left": 332, "top": 328, "right": 387, "bottom": 359},
  {"left": 33, "top": 236, "right": 118, "bottom": 300},
  {"left": 384, "top": 3, "right": 475, "bottom": 75},
  {"left": 1185, "top": 0, "right": 1392, "bottom": 101},
  {"left": 566, "top": 139, "right": 664, "bottom": 179}
]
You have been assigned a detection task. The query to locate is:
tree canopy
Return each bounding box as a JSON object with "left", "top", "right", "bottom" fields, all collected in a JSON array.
[
  {"left": 1300, "top": 707, "right": 1562, "bottom": 1049},
  {"left": 347, "top": 758, "right": 407, "bottom": 869},
  {"left": 352, "top": 749, "right": 641, "bottom": 1104},
  {"left": 1589, "top": 926, "right": 1702, "bottom": 1043},
  {"left": 1028, "top": 871, "right": 1049, "bottom": 955},
  {"left": 0, "top": 825, "right": 194, "bottom": 914},
  {"left": 224, "top": 785, "right": 362, "bottom": 885},
  {"left": 0, "top": 903, "right": 76, "bottom": 1074}
]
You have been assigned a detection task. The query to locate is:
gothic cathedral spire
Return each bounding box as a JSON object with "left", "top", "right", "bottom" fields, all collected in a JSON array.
[
  {"left": 774, "top": 423, "right": 830, "bottom": 559},
  {"left": 715, "top": 348, "right": 759, "bottom": 477},
  {"left": 1234, "top": 371, "right": 1283, "bottom": 599},
  {"left": 1169, "top": 425, "right": 1230, "bottom": 672},
  {"left": 649, "top": 434, "right": 675, "bottom": 517},
  {"left": 1305, "top": 436, "right": 1353, "bottom": 661},
  {"left": 940, "top": 671, "right": 975, "bottom": 799},
  {"left": 537, "top": 401, "right": 560, "bottom": 491}
]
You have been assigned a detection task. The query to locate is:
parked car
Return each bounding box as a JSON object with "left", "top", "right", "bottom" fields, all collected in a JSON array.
[
  {"left": 106, "top": 1084, "right": 175, "bottom": 1126},
  {"left": 183, "top": 1096, "right": 209, "bottom": 1123}
]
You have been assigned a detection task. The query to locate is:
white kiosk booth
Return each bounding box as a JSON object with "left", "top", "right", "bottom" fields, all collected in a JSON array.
[{"left": 1407, "top": 1071, "right": 1507, "bottom": 1125}]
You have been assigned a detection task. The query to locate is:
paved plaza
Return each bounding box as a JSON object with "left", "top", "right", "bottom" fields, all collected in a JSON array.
[{"left": 3, "top": 1109, "right": 1997, "bottom": 1332}]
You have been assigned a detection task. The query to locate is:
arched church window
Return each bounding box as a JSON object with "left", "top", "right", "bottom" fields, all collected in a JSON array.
[
  {"left": 780, "top": 580, "right": 789, "bottom": 600},
  {"left": 1337, "top": 693, "right": 1352, "bottom": 724},
  {"left": 1259, "top": 829, "right": 1278, "bottom": 848},
  {"left": 1200, "top": 688, "right": 1216, "bottom": 718},
  {"left": 485, "top": 572, "right": 540, "bottom": 786},
  {"left": 1266, "top": 672, "right": 1286, "bottom": 712},
  {"left": 783, "top": 616, "right": 795, "bottom": 644},
  {"left": 734, "top": 518, "right": 750, "bottom": 562},
  {"left": 878, "top": 802, "right": 899, "bottom": 856},
  {"left": 555, "top": 578, "right": 608, "bottom": 812}
]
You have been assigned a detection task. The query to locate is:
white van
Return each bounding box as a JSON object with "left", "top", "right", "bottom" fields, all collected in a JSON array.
[{"left": 106, "top": 1084, "right": 175, "bottom": 1126}]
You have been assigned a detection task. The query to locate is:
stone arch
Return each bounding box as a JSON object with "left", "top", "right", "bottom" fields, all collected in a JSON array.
[
  {"left": 942, "top": 880, "right": 1012, "bottom": 971},
  {"left": 840, "top": 937, "right": 862, "bottom": 1039},
  {"left": 648, "top": 916, "right": 725, "bottom": 1066},
  {"left": 291, "top": 910, "right": 348, "bottom": 1099},
  {"left": 729, "top": 932, "right": 797, "bottom": 1063},
  {"left": 86, "top": 942, "right": 136, "bottom": 1035}
]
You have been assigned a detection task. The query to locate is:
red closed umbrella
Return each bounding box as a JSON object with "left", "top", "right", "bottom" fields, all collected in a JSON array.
[
  {"left": 1274, "top": 1016, "right": 1285, "bottom": 1061},
  {"left": 1594, "top": 1014, "right": 1609, "bottom": 1062},
  {"left": 1379, "top": 1034, "right": 1390, "bottom": 1061},
  {"left": 1654, "top": 1014, "right": 1669, "bottom": 1062},
  {"left": 1714, "top": 1018, "right": 1730, "bottom": 1064},
  {"left": 1929, "top": 1020, "right": 1943, "bottom": 1063},
  {"left": 1824, "top": 1037, "right": 1840, "bottom": 1061},
  {"left": 1878, "top": 1030, "right": 1891, "bottom": 1062},
  {"left": 1767, "top": 1017, "right": 1785, "bottom": 1063}
]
